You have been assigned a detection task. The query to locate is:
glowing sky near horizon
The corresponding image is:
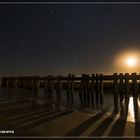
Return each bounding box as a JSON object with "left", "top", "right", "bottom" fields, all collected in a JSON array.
[{"left": 1, "top": 4, "right": 140, "bottom": 76}]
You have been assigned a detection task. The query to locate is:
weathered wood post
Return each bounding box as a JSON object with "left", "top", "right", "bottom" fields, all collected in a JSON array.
[
  {"left": 34, "top": 77, "right": 40, "bottom": 90},
  {"left": 44, "top": 76, "right": 49, "bottom": 106},
  {"left": 119, "top": 74, "right": 125, "bottom": 118},
  {"left": 26, "top": 78, "right": 29, "bottom": 89},
  {"left": 132, "top": 73, "right": 139, "bottom": 122},
  {"left": 14, "top": 78, "right": 18, "bottom": 89},
  {"left": 124, "top": 73, "right": 130, "bottom": 118},
  {"left": 71, "top": 74, "right": 75, "bottom": 105},
  {"left": 113, "top": 73, "right": 119, "bottom": 114},
  {"left": 82, "top": 74, "right": 88, "bottom": 107},
  {"left": 67, "top": 74, "right": 71, "bottom": 106},
  {"left": 17, "top": 77, "right": 21, "bottom": 88},
  {"left": 66, "top": 74, "right": 75, "bottom": 108},
  {"left": 91, "top": 74, "right": 95, "bottom": 107},
  {"left": 44, "top": 75, "right": 54, "bottom": 108},
  {"left": 22, "top": 78, "right": 25, "bottom": 89},
  {"left": 86, "top": 74, "right": 90, "bottom": 107},
  {"left": 1, "top": 77, "right": 7, "bottom": 88},
  {"left": 19, "top": 78, "right": 22, "bottom": 88},
  {"left": 79, "top": 75, "right": 83, "bottom": 107},
  {"left": 27, "top": 77, "right": 32, "bottom": 89},
  {"left": 95, "top": 74, "right": 99, "bottom": 107},
  {"left": 6, "top": 78, "right": 9, "bottom": 88},
  {"left": 119, "top": 73, "right": 124, "bottom": 107},
  {"left": 56, "top": 75, "right": 62, "bottom": 110},
  {"left": 99, "top": 74, "right": 104, "bottom": 107},
  {"left": 50, "top": 75, "right": 55, "bottom": 108}
]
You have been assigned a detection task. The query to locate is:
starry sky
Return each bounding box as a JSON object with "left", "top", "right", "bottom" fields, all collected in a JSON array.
[{"left": 1, "top": 3, "right": 140, "bottom": 76}]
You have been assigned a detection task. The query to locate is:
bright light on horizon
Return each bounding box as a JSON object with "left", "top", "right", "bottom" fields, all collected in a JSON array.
[
  {"left": 114, "top": 49, "right": 140, "bottom": 73},
  {"left": 126, "top": 57, "right": 138, "bottom": 68}
]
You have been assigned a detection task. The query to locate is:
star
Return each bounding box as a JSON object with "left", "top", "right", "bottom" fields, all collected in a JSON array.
[
  {"left": 20, "top": 39, "right": 23, "bottom": 43},
  {"left": 49, "top": 9, "right": 55, "bottom": 18},
  {"left": 66, "top": 21, "right": 71, "bottom": 25},
  {"left": 34, "top": 21, "right": 38, "bottom": 25}
]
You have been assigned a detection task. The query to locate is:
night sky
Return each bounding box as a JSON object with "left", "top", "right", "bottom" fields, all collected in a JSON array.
[{"left": 1, "top": 3, "right": 140, "bottom": 76}]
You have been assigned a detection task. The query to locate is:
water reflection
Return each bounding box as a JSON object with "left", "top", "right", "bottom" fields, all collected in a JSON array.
[{"left": 127, "top": 97, "right": 135, "bottom": 123}]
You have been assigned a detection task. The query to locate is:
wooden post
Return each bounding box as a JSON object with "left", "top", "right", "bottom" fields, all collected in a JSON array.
[
  {"left": 71, "top": 74, "right": 75, "bottom": 105},
  {"left": 45, "top": 75, "right": 54, "bottom": 108},
  {"left": 132, "top": 73, "right": 139, "bottom": 122},
  {"left": 14, "top": 78, "right": 17, "bottom": 89},
  {"left": 91, "top": 74, "right": 95, "bottom": 107},
  {"left": 67, "top": 74, "right": 71, "bottom": 106},
  {"left": 23, "top": 78, "right": 26, "bottom": 89},
  {"left": 56, "top": 75, "right": 62, "bottom": 110},
  {"left": 1, "top": 78, "right": 7, "bottom": 88},
  {"left": 27, "top": 78, "right": 32, "bottom": 89},
  {"left": 119, "top": 73, "right": 124, "bottom": 112},
  {"left": 17, "top": 78, "right": 20, "bottom": 88},
  {"left": 95, "top": 74, "right": 99, "bottom": 107},
  {"left": 99, "top": 74, "right": 104, "bottom": 107},
  {"left": 82, "top": 74, "right": 87, "bottom": 107},
  {"left": 113, "top": 73, "right": 119, "bottom": 114},
  {"left": 124, "top": 73, "right": 129, "bottom": 118},
  {"left": 79, "top": 75, "right": 83, "bottom": 107},
  {"left": 86, "top": 74, "right": 90, "bottom": 107},
  {"left": 44, "top": 76, "right": 49, "bottom": 106},
  {"left": 6, "top": 78, "right": 9, "bottom": 88},
  {"left": 67, "top": 74, "right": 75, "bottom": 108}
]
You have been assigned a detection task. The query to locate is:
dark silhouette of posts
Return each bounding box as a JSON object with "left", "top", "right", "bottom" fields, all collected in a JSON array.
[
  {"left": 95, "top": 74, "right": 99, "bottom": 107},
  {"left": 79, "top": 74, "right": 89, "bottom": 108},
  {"left": 86, "top": 74, "right": 90, "bottom": 107},
  {"left": 91, "top": 74, "right": 95, "bottom": 107},
  {"left": 31, "top": 77, "right": 40, "bottom": 90},
  {"left": 71, "top": 74, "right": 75, "bottom": 105},
  {"left": 67, "top": 74, "right": 71, "bottom": 106},
  {"left": 7, "top": 78, "right": 17, "bottom": 88},
  {"left": 44, "top": 76, "right": 54, "bottom": 108},
  {"left": 3, "top": 72, "right": 140, "bottom": 115},
  {"left": 124, "top": 73, "right": 130, "bottom": 118},
  {"left": 79, "top": 76, "right": 83, "bottom": 107},
  {"left": 113, "top": 73, "right": 119, "bottom": 114},
  {"left": 56, "top": 75, "right": 62, "bottom": 110},
  {"left": 119, "top": 73, "right": 124, "bottom": 108},
  {"left": 99, "top": 74, "right": 104, "bottom": 107},
  {"left": 81, "top": 74, "right": 87, "bottom": 107},
  {"left": 67, "top": 74, "right": 74, "bottom": 108},
  {"left": 132, "top": 73, "right": 139, "bottom": 122}
]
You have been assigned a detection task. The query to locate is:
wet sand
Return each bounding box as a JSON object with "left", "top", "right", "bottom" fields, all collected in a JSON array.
[{"left": 0, "top": 88, "right": 139, "bottom": 137}]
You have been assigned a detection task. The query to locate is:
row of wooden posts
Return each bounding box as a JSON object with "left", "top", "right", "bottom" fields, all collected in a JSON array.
[{"left": 1, "top": 73, "right": 140, "bottom": 114}]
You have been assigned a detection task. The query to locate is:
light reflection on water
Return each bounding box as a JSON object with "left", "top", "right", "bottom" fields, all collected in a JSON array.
[{"left": 127, "top": 97, "right": 135, "bottom": 123}]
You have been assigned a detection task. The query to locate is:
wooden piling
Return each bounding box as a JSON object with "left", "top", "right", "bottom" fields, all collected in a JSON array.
[
  {"left": 67, "top": 74, "right": 75, "bottom": 108},
  {"left": 119, "top": 73, "right": 124, "bottom": 109},
  {"left": 67, "top": 74, "right": 71, "bottom": 106},
  {"left": 124, "top": 73, "right": 129, "bottom": 118},
  {"left": 1, "top": 78, "right": 7, "bottom": 88},
  {"left": 81, "top": 74, "right": 86, "bottom": 107},
  {"left": 99, "top": 74, "right": 104, "bottom": 107},
  {"left": 86, "top": 74, "right": 90, "bottom": 107},
  {"left": 71, "top": 74, "right": 75, "bottom": 105},
  {"left": 95, "top": 74, "right": 99, "bottom": 107},
  {"left": 132, "top": 73, "right": 139, "bottom": 122},
  {"left": 79, "top": 75, "right": 83, "bottom": 107},
  {"left": 56, "top": 75, "right": 62, "bottom": 110},
  {"left": 113, "top": 73, "right": 119, "bottom": 114},
  {"left": 44, "top": 75, "right": 54, "bottom": 108},
  {"left": 91, "top": 74, "right": 95, "bottom": 107}
]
